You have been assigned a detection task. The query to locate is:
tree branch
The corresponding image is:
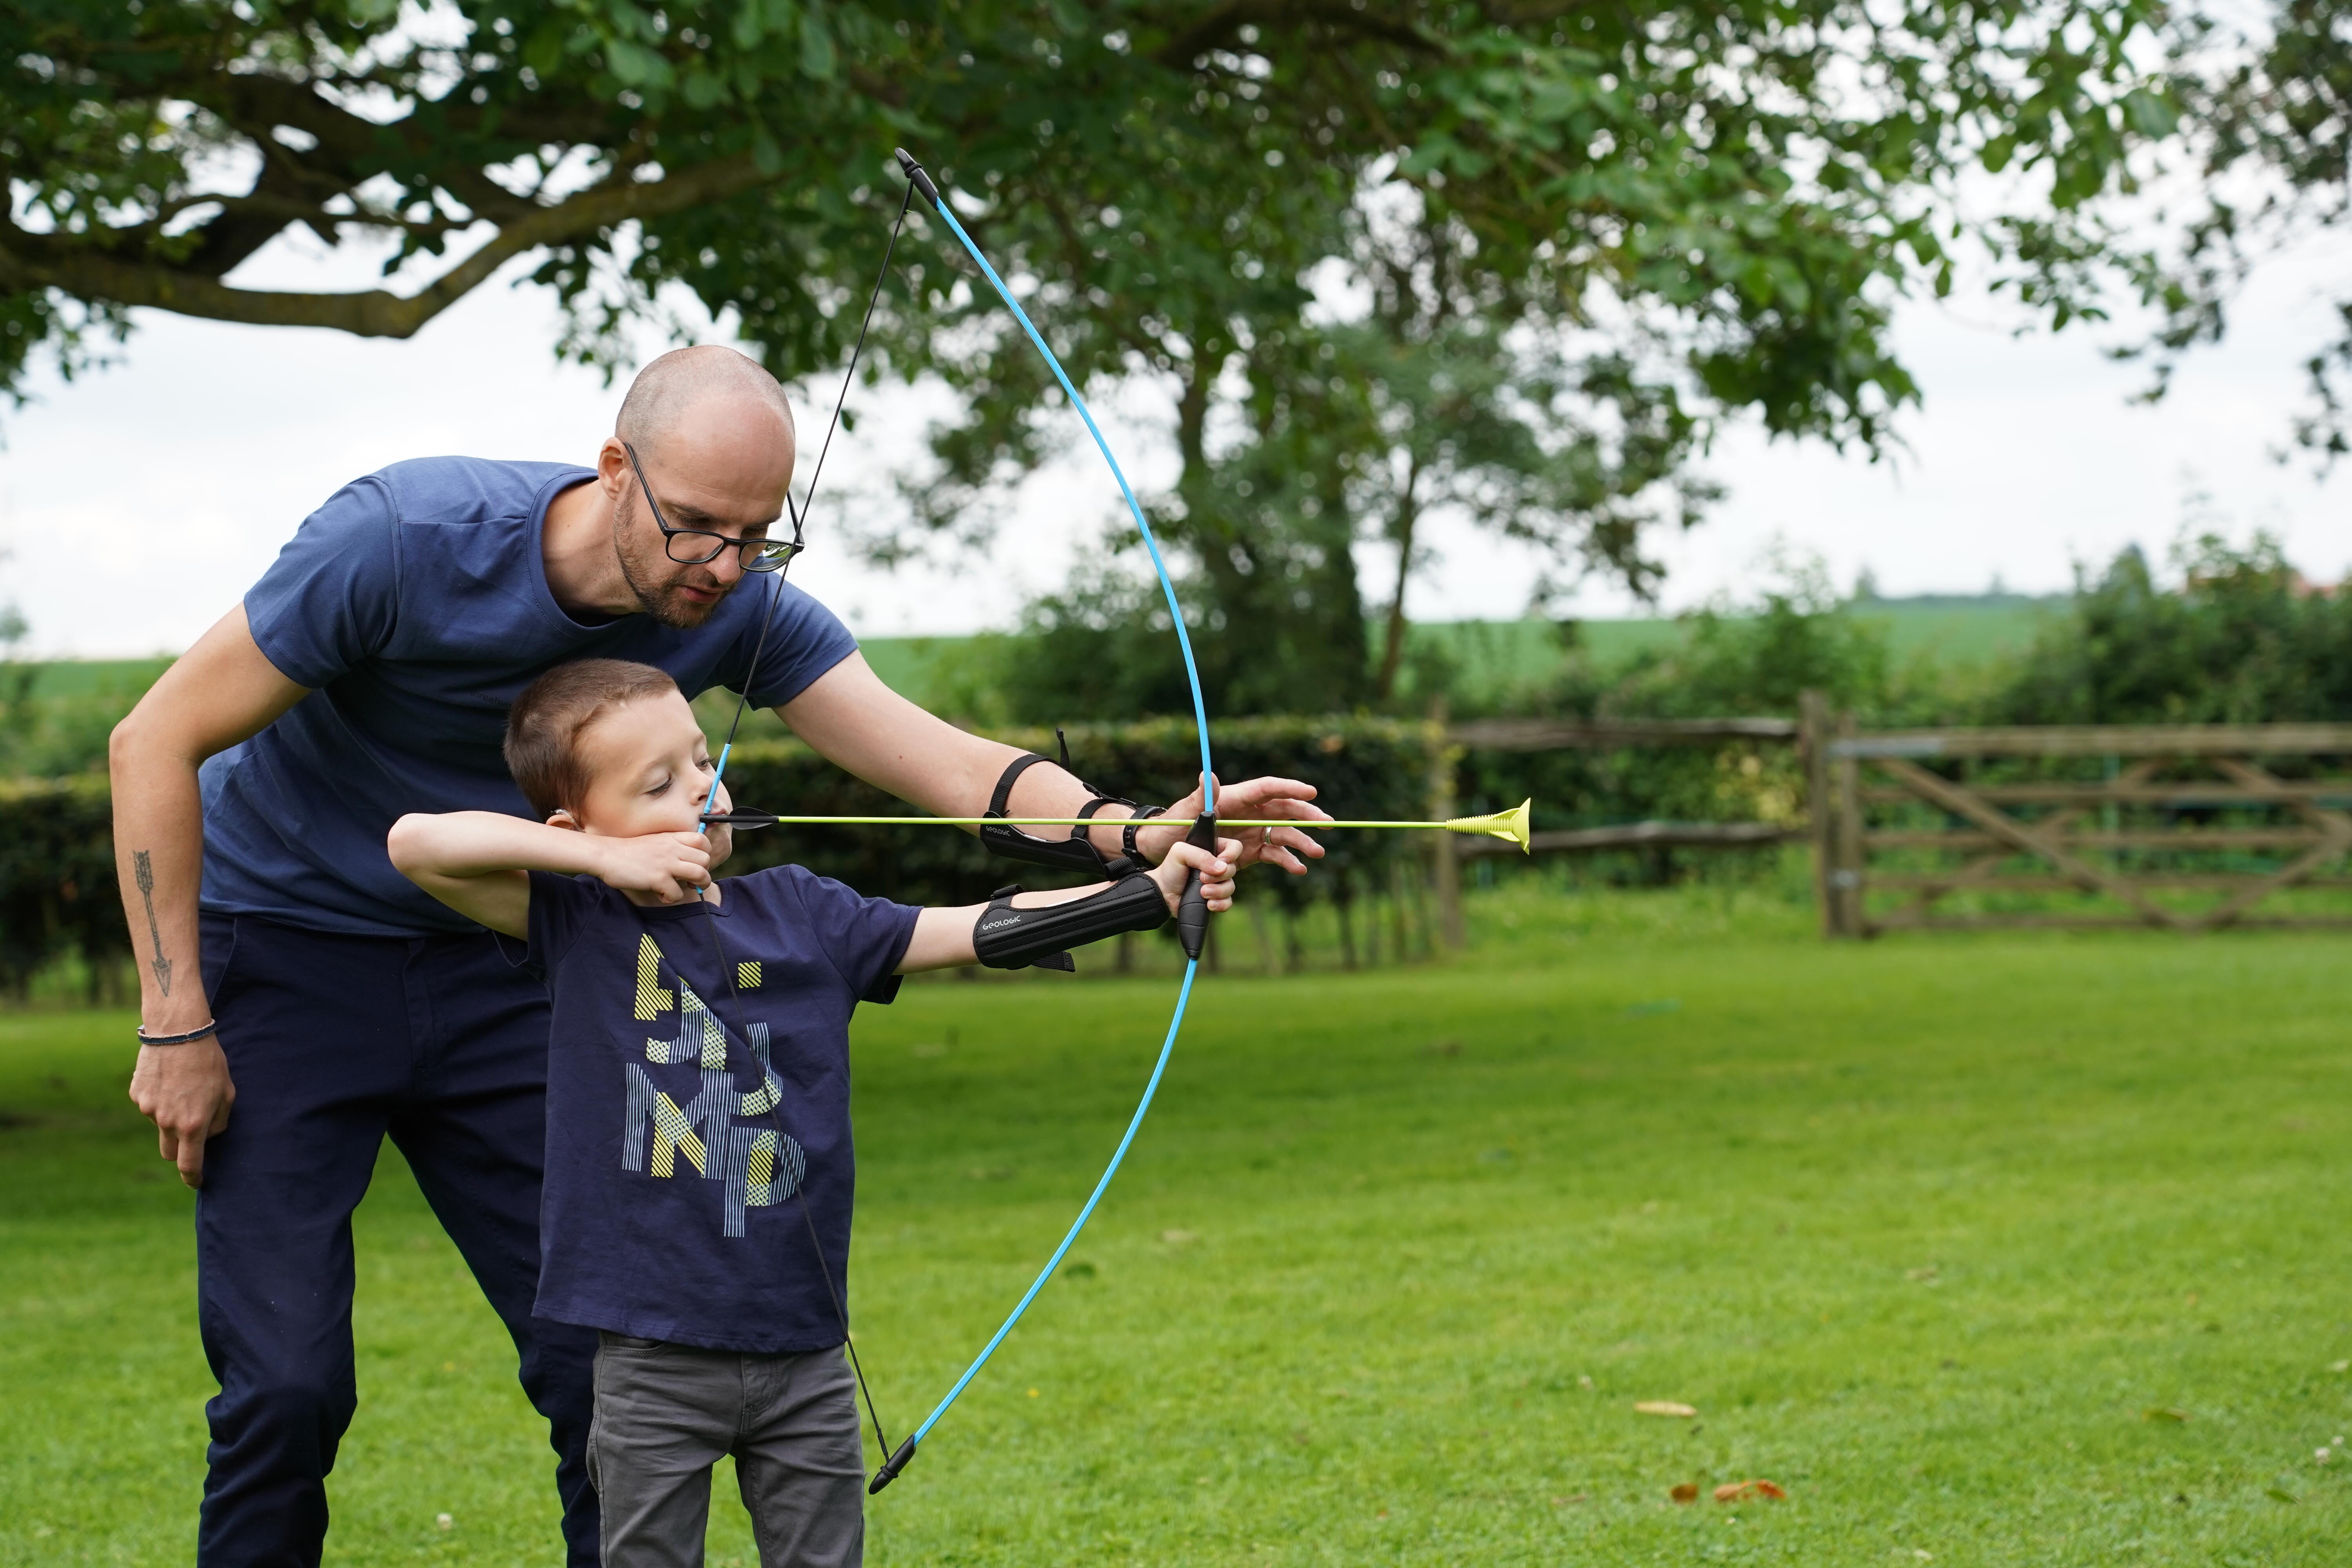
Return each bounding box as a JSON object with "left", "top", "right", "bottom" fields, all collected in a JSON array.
[{"left": 0, "top": 155, "right": 776, "bottom": 339}]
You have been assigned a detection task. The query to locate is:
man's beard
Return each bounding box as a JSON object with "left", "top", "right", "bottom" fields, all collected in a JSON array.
[{"left": 614, "top": 493, "right": 731, "bottom": 629}]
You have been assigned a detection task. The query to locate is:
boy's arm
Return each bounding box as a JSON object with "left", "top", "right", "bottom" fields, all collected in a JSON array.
[
  {"left": 896, "top": 838, "right": 1240, "bottom": 973},
  {"left": 386, "top": 813, "right": 715, "bottom": 938}
]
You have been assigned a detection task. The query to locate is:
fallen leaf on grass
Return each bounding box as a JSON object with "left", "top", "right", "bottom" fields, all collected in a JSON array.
[
  {"left": 1636, "top": 1400, "right": 1699, "bottom": 1418},
  {"left": 2143, "top": 1407, "right": 2190, "bottom": 1423},
  {"left": 1669, "top": 1483, "right": 1700, "bottom": 1504},
  {"left": 1713, "top": 1479, "right": 1787, "bottom": 1503},
  {"left": 2266, "top": 1485, "right": 2298, "bottom": 1503}
]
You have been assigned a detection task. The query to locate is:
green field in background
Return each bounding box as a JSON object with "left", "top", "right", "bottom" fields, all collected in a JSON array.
[
  {"left": 5, "top": 887, "right": 2347, "bottom": 1565},
  {"left": 8, "top": 601, "right": 2058, "bottom": 722},
  {"left": 20, "top": 659, "right": 174, "bottom": 699}
]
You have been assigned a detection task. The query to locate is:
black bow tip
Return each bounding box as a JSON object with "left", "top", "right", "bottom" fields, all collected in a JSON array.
[
  {"left": 894, "top": 148, "right": 942, "bottom": 208},
  {"left": 868, "top": 1435, "right": 920, "bottom": 1494}
]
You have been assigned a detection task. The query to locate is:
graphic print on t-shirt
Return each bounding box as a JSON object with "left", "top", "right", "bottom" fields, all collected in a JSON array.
[{"left": 619, "top": 932, "right": 807, "bottom": 1238}]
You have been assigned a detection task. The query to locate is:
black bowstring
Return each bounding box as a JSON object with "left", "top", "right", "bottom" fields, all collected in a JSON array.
[
  {"left": 712, "top": 178, "right": 917, "bottom": 775},
  {"left": 682, "top": 177, "right": 922, "bottom": 1481}
]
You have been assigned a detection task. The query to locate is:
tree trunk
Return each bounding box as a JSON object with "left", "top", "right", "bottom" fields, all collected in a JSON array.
[{"left": 1375, "top": 454, "right": 1423, "bottom": 702}]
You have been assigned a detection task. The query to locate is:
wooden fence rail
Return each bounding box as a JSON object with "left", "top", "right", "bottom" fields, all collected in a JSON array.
[
  {"left": 1431, "top": 701, "right": 2352, "bottom": 941},
  {"left": 1803, "top": 705, "right": 2352, "bottom": 936}
]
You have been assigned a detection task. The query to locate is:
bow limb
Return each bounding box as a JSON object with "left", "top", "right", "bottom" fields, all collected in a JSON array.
[{"left": 871, "top": 149, "right": 1217, "bottom": 1494}]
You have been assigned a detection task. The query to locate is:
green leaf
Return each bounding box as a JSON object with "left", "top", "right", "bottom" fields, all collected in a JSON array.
[
  {"left": 732, "top": 0, "right": 764, "bottom": 50},
  {"left": 603, "top": 36, "right": 657, "bottom": 87},
  {"left": 2121, "top": 88, "right": 2178, "bottom": 139},
  {"left": 523, "top": 24, "right": 569, "bottom": 78},
  {"left": 799, "top": 6, "right": 836, "bottom": 80}
]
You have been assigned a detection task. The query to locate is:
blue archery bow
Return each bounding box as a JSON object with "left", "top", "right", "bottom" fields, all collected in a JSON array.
[{"left": 866, "top": 147, "right": 1219, "bottom": 1494}]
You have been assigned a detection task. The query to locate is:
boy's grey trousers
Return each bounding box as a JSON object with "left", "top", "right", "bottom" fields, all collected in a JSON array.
[{"left": 588, "top": 1332, "right": 865, "bottom": 1568}]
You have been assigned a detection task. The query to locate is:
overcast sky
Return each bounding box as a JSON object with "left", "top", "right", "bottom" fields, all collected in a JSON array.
[{"left": 0, "top": 225, "right": 2342, "bottom": 659}]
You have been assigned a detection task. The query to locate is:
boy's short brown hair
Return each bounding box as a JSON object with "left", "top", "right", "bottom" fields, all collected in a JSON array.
[{"left": 505, "top": 659, "right": 682, "bottom": 818}]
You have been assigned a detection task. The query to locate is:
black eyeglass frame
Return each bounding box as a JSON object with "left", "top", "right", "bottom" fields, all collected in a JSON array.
[{"left": 621, "top": 440, "right": 805, "bottom": 573}]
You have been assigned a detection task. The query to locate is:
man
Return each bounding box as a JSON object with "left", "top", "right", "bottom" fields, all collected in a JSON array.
[{"left": 110, "top": 344, "right": 1327, "bottom": 1566}]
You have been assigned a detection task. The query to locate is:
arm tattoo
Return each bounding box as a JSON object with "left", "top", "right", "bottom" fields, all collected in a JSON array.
[{"left": 132, "top": 849, "right": 173, "bottom": 997}]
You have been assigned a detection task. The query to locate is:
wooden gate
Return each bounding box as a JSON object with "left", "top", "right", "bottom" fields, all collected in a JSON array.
[{"left": 1801, "top": 702, "right": 2352, "bottom": 935}]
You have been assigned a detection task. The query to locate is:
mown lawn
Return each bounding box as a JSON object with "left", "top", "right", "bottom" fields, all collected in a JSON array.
[{"left": 4, "top": 888, "right": 2348, "bottom": 1565}]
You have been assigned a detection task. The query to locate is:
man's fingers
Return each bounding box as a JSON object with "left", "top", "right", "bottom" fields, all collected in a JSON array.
[
  {"left": 158, "top": 1125, "right": 177, "bottom": 1162},
  {"left": 1270, "top": 825, "right": 1326, "bottom": 858},
  {"left": 174, "top": 1128, "right": 207, "bottom": 1188},
  {"left": 1222, "top": 775, "right": 1325, "bottom": 811}
]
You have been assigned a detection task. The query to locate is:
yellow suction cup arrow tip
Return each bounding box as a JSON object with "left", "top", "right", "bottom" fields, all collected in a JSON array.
[{"left": 1444, "top": 799, "right": 1534, "bottom": 854}]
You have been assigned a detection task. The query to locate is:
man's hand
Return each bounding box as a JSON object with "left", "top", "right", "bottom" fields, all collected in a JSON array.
[
  {"left": 1148, "top": 837, "right": 1242, "bottom": 915},
  {"left": 1136, "top": 776, "right": 1330, "bottom": 875},
  {"left": 593, "top": 831, "right": 715, "bottom": 905},
  {"left": 129, "top": 1038, "right": 236, "bottom": 1189}
]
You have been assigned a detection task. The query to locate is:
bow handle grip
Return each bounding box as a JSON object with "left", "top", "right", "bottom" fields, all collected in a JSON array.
[{"left": 1174, "top": 810, "right": 1218, "bottom": 962}]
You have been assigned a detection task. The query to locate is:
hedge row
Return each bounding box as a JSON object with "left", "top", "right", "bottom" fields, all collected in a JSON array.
[
  {"left": 0, "top": 775, "right": 123, "bottom": 1001},
  {"left": 0, "top": 714, "right": 1824, "bottom": 997}
]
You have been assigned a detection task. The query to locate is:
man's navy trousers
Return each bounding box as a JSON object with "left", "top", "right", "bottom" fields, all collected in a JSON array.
[{"left": 197, "top": 913, "right": 597, "bottom": 1567}]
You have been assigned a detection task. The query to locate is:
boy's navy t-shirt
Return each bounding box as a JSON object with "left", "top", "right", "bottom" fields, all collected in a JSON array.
[
  {"left": 515, "top": 866, "right": 918, "bottom": 1353},
  {"left": 203, "top": 457, "right": 859, "bottom": 936}
]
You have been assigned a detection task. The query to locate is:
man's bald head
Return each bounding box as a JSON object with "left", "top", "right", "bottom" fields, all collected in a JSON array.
[
  {"left": 590, "top": 345, "right": 799, "bottom": 630},
  {"left": 615, "top": 345, "right": 796, "bottom": 458}
]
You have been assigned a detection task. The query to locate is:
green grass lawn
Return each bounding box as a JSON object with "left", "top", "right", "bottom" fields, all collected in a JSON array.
[{"left": 5, "top": 889, "right": 2350, "bottom": 1565}]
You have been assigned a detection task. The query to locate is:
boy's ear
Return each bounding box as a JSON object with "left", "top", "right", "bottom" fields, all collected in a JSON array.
[{"left": 547, "top": 809, "right": 583, "bottom": 833}]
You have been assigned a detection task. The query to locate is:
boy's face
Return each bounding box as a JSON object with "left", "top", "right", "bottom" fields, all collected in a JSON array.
[{"left": 564, "top": 690, "right": 719, "bottom": 840}]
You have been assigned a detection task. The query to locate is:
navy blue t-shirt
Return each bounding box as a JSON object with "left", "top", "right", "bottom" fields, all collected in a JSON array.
[
  {"left": 202, "top": 457, "right": 859, "bottom": 936},
  {"left": 516, "top": 866, "right": 918, "bottom": 1353}
]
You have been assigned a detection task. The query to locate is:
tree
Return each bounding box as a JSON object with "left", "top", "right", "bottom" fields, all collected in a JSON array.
[
  {"left": 2140, "top": 0, "right": 2352, "bottom": 462},
  {"left": 7, "top": 0, "right": 2177, "bottom": 710},
  {"left": 1988, "top": 533, "right": 2352, "bottom": 724}
]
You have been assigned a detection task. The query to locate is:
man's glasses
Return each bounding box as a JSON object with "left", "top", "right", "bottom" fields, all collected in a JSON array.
[{"left": 621, "top": 441, "right": 804, "bottom": 573}]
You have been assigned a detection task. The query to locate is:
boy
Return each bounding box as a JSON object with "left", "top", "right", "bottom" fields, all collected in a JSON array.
[{"left": 387, "top": 659, "right": 1235, "bottom": 1567}]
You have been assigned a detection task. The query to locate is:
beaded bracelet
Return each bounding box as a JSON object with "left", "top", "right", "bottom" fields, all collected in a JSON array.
[{"left": 136, "top": 1020, "right": 219, "bottom": 1047}]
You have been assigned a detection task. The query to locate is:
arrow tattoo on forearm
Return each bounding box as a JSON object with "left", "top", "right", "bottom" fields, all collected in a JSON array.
[{"left": 132, "top": 849, "right": 172, "bottom": 996}]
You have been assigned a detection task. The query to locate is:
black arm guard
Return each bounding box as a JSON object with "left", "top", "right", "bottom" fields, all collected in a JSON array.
[
  {"left": 973, "top": 875, "right": 1171, "bottom": 973},
  {"left": 976, "top": 752, "right": 1156, "bottom": 877}
]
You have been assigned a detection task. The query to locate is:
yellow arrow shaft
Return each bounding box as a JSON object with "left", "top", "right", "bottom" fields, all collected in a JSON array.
[{"left": 721, "top": 815, "right": 1456, "bottom": 830}]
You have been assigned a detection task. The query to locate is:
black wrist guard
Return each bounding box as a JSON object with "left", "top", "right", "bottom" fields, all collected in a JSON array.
[
  {"left": 1105, "top": 804, "right": 1169, "bottom": 879},
  {"left": 973, "top": 875, "right": 1171, "bottom": 973},
  {"left": 976, "top": 752, "right": 1155, "bottom": 878}
]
